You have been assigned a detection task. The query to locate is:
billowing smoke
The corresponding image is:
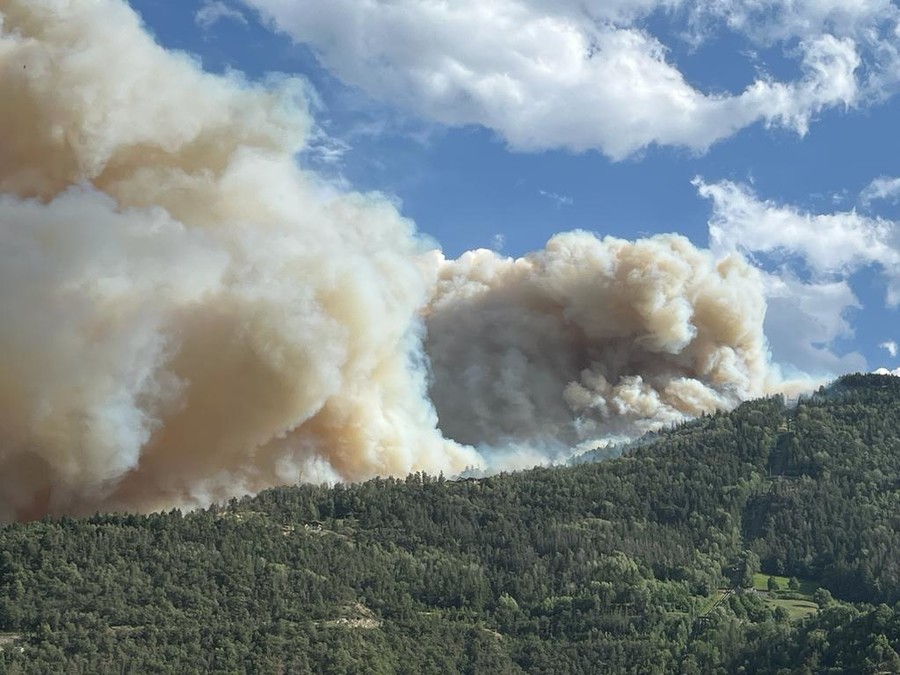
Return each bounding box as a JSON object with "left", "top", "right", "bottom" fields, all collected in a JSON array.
[
  {"left": 0, "top": 0, "right": 783, "bottom": 520},
  {"left": 0, "top": 0, "right": 480, "bottom": 520},
  {"left": 426, "top": 235, "right": 772, "bottom": 452}
]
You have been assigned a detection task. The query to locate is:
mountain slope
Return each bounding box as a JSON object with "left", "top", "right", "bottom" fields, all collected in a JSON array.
[{"left": 0, "top": 373, "right": 898, "bottom": 673}]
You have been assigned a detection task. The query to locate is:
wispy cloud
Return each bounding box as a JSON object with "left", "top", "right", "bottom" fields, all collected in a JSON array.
[
  {"left": 538, "top": 190, "right": 574, "bottom": 208},
  {"left": 881, "top": 340, "right": 898, "bottom": 357},
  {"left": 860, "top": 176, "right": 900, "bottom": 206},
  {"left": 304, "top": 133, "right": 352, "bottom": 166},
  {"left": 491, "top": 233, "right": 506, "bottom": 252},
  {"left": 196, "top": 1, "right": 247, "bottom": 30}
]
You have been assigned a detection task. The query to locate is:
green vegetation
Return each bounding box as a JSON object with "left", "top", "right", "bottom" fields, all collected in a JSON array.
[
  {"left": 750, "top": 573, "right": 820, "bottom": 620},
  {"left": 771, "top": 598, "right": 818, "bottom": 620},
  {"left": 0, "top": 373, "right": 899, "bottom": 673},
  {"left": 753, "top": 573, "right": 788, "bottom": 591}
]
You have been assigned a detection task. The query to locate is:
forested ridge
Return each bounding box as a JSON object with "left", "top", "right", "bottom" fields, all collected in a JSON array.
[{"left": 1, "top": 373, "right": 898, "bottom": 674}]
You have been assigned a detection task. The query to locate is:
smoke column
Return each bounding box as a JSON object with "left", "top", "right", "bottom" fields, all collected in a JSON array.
[{"left": 0, "top": 0, "right": 783, "bottom": 520}]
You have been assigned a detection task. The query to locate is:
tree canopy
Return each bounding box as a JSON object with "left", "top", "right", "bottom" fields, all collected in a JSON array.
[{"left": 1, "top": 373, "right": 898, "bottom": 673}]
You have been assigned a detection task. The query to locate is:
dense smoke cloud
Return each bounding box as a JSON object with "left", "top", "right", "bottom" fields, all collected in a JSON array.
[
  {"left": 0, "top": 0, "right": 479, "bottom": 520},
  {"left": 426, "top": 234, "right": 773, "bottom": 451},
  {"left": 0, "top": 0, "right": 785, "bottom": 520}
]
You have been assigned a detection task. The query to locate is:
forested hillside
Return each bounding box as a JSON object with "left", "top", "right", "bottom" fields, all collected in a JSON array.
[{"left": 1, "top": 374, "right": 898, "bottom": 674}]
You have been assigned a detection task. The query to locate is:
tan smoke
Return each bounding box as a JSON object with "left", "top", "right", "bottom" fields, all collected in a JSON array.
[
  {"left": 425, "top": 234, "right": 774, "bottom": 452},
  {"left": 0, "top": 0, "right": 787, "bottom": 521},
  {"left": 0, "top": 0, "right": 477, "bottom": 520}
]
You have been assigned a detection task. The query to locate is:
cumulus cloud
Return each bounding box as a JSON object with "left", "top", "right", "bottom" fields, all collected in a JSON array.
[
  {"left": 0, "top": 0, "right": 807, "bottom": 521},
  {"left": 762, "top": 274, "right": 866, "bottom": 376},
  {"left": 882, "top": 340, "right": 899, "bottom": 357},
  {"left": 235, "top": 0, "right": 899, "bottom": 157},
  {"left": 696, "top": 178, "right": 900, "bottom": 305},
  {"left": 694, "top": 177, "right": 900, "bottom": 374}
]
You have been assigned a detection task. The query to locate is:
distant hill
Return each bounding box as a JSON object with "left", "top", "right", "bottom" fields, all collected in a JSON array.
[{"left": 1, "top": 373, "right": 898, "bottom": 673}]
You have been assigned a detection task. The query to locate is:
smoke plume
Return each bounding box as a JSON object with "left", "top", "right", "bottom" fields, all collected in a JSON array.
[
  {"left": 426, "top": 234, "right": 772, "bottom": 452},
  {"left": 0, "top": 0, "right": 783, "bottom": 520}
]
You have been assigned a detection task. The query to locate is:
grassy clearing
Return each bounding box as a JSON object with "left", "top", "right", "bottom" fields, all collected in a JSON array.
[
  {"left": 770, "top": 598, "right": 819, "bottom": 619},
  {"left": 753, "top": 573, "right": 817, "bottom": 595},
  {"left": 751, "top": 573, "right": 820, "bottom": 620},
  {"left": 753, "top": 573, "right": 786, "bottom": 591}
]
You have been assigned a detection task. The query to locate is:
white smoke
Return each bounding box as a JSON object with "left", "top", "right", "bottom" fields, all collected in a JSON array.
[{"left": 0, "top": 0, "right": 792, "bottom": 520}]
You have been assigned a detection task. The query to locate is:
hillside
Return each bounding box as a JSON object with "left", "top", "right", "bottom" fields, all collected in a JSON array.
[{"left": 1, "top": 373, "right": 898, "bottom": 674}]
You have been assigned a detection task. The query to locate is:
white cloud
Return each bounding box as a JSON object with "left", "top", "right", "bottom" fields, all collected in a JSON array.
[
  {"left": 236, "top": 0, "right": 894, "bottom": 158},
  {"left": 538, "top": 190, "right": 574, "bottom": 208},
  {"left": 694, "top": 176, "right": 900, "bottom": 375},
  {"left": 691, "top": 0, "right": 897, "bottom": 43},
  {"left": 762, "top": 272, "right": 866, "bottom": 376},
  {"left": 491, "top": 233, "right": 507, "bottom": 251},
  {"left": 881, "top": 340, "right": 898, "bottom": 357},
  {"left": 196, "top": 1, "right": 248, "bottom": 30},
  {"left": 860, "top": 176, "right": 900, "bottom": 206},
  {"left": 874, "top": 367, "right": 900, "bottom": 376},
  {"left": 304, "top": 132, "right": 351, "bottom": 166},
  {"left": 696, "top": 177, "right": 900, "bottom": 305}
]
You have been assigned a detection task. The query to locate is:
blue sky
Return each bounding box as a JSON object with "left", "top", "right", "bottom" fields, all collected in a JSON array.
[{"left": 129, "top": 0, "right": 899, "bottom": 377}]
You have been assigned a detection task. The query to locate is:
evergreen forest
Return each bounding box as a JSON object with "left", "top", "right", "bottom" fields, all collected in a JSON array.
[{"left": 1, "top": 373, "right": 899, "bottom": 673}]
